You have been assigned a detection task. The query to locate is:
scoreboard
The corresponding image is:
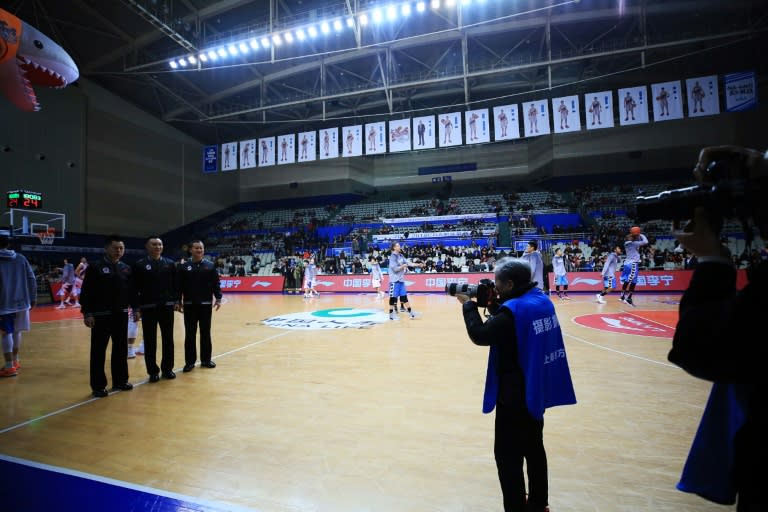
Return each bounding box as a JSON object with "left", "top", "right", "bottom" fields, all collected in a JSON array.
[{"left": 6, "top": 190, "right": 43, "bottom": 209}]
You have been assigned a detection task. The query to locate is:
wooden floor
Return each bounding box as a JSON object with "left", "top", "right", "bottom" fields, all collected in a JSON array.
[{"left": 0, "top": 292, "right": 731, "bottom": 512}]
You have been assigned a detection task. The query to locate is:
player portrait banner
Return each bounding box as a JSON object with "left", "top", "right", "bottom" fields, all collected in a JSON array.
[
  {"left": 724, "top": 71, "right": 757, "bottom": 112},
  {"left": 221, "top": 142, "right": 238, "bottom": 171},
  {"left": 365, "top": 122, "right": 386, "bottom": 154},
  {"left": 319, "top": 128, "right": 339, "bottom": 159},
  {"left": 258, "top": 137, "right": 275, "bottom": 167},
  {"left": 618, "top": 86, "right": 649, "bottom": 126},
  {"left": 342, "top": 125, "right": 363, "bottom": 157},
  {"left": 412, "top": 115, "right": 436, "bottom": 149},
  {"left": 465, "top": 108, "right": 490, "bottom": 144},
  {"left": 492, "top": 104, "right": 520, "bottom": 141},
  {"left": 203, "top": 145, "right": 218, "bottom": 173},
  {"left": 239, "top": 139, "right": 256, "bottom": 169},
  {"left": 388, "top": 119, "right": 411, "bottom": 153},
  {"left": 298, "top": 131, "right": 316, "bottom": 162},
  {"left": 438, "top": 112, "right": 463, "bottom": 147},
  {"left": 651, "top": 80, "right": 683, "bottom": 121},
  {"left": 522, "top": 100, "right": 551, "bottom": 137},
  {"left": 277, "top": 134, "right": 295, "bottom": 165},
  {"left": 584, "top": 91, "right": 614, "bottom": 130},
  {"left": 686, "top": 75, "right": 719, "bottom": 117},
  {"left": 551, "top": 95, "right": 581, "bottom": 134}
]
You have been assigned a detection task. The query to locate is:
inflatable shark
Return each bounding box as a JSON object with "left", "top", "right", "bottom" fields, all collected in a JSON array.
[{"left": 0, "top": 7, "right": 79, "bottom": 112}]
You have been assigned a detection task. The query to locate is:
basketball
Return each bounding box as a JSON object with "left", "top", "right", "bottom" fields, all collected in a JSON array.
[{"left": 630, "top": 226, "right": 641, "bottom": 235}]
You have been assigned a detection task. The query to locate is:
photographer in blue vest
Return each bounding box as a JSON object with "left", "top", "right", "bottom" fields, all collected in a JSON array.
[{"left": 456, "top": 257, "right": 576, "bottom": 512}]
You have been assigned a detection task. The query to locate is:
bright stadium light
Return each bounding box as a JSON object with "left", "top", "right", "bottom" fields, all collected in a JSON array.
[
  {"left": 227, "top": 45, "right": 239, "bottom": 56},
  {"left": 401, "top": 3, "right": 412, "bottom": 16},
  {"left": 198, "top": 53, "right": 208, "bottom": 62},
  {"left": 260, "top": 36, "right": 270, "bottom": 48},
  {"left": 446, "top": 0, "right": 456, "bottom": 6},
  {"left": 359, "top": 13, "right": 369, "bottom": 26},
  {"left": 296, "top": 28, "right": 306, "bottom": 41},
  {"left": 272, "top": 33, "right": 282, "bottom": 45},
  {"left": 178, "top": 58, "right": 188, "bottom": 66},
  {"left": 386, "top": 5, "right": 398, "bottom": 21},
  {"left": 207, "top": 50, "right": 218, "bottom": 60},
  {"left": 416, "top": 1, "right": 427, "bottom": 12},
  {"left": 346, "top": 17, "right": 355, "bottom": 28},
  {"left": 239, "top": 42, "right": 249, "bottom": 53},
  {"left": 372, "top": 8, "right": 384, "bottom": 23},
  {"left": 217, "top": 48, "right": 227, "bottom": 57},
  {"left": 333, "top": 19, "right": 343, "bottom": 32},
  {"left": 284, "top": 31, "right": 294, "bottom": 43},
  {"left": 187, "top": 54, "right": 197, "bottom": 64},
  {"left": 249, "top": 38, "right": 259, "bottom": 50},
  {"left": 431, "top": 0, "right": 440, "bottom": 8},
  {"left": 321, "top": 21, "right": 331, "bottom": 34},
  {"left": 308, "top": 25, "right": 318, "bottom": 37},
  {"left": 169, "top": 60, "right": 178, "bottom": 69}
]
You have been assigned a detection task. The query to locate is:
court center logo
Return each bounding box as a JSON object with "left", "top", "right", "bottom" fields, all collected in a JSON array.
[{"left": 263, "top": 307, "right": 390, "bottom": 330}]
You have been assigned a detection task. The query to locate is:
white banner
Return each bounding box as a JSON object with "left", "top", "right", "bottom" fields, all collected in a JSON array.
[
  {"left": 388, "top": 119, "right": 411, "bottom": 152},
  {"left": 382, "top": 213, "right": 498, "bottom": 224},
  {"left": 319, "top": 128, "right": 339, "bottom": 159},
  {"left": 258, "top": 137, "right": 275, "bottom": 167},
  {"left": 438, "top": 112, "right": 463, "bottom": 147},
  {"left": 365, "top": 122, "right": 386, "bottom": 154},
  {"left": 584, "top": 91, "right": 614, "bottom": 130},
  {"left": 372, "top": 229, "right": 496, "bottom": 241},
  {"left": 686, "top": 75, "right": 719, "bottom": 117},
  {"left": 342, "top": 125, "right": 362, "bottom": 157},
  {"left": 523, "top": 100, "right": 551, "bottom": 136},
  {"left": 651, "top": 80, "right": 684, "bottom": 121},
  {"left": 239, "top": 139, "right": 256, "bottom": 169},
  {"left": 298, "top": 131, "right": 316, "bottom": 162},
  {"left": 552, "top": 95, "right": 581, "bottom": 133},
  {"left": 412, "top": 115, "right": 436, "bottom": 149},
  {"left": 618, "top": 86, "right": 649, "bottom": 126},
  {"left": 465, "top": 108, "right": 490, "bottom": 143},
  {"left": 221, "top": 142, "right": 238, "bottom": 171},
  {"left": 493, "top": 104, "right": 520, "bottom": 140},
  {"left": 277, "top": 134, "right": 295, "bottom": 164}
]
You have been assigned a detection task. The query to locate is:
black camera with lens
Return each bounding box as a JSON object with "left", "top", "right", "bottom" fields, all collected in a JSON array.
[
  {"left": 445, "top": 278, "right": 497, "bottom": 308},
  {"left": 635, "top": 152, "right": 766, "bottom": 236}
]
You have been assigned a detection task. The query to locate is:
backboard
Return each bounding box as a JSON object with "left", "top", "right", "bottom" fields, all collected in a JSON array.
[{"left": 2, "top": 208, "right": 66, "bottom": 239}]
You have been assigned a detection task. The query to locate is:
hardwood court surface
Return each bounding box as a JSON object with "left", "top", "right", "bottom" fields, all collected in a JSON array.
[{"left": 0, "top": 292, "right": 730, "bottom": 512}]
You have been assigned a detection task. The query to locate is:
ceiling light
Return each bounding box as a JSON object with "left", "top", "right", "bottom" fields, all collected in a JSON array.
[
  {"left": 207, "top": 50, "right": 218, "bottom": 60},
  {"left": 446, "top": 0, "right": 456, "bottom": 6},
  {"left": 187, "top": 55, "right": 196, "bottom": 64},
  {"left": 431, "top": 0, "right": 440, "bottom": 8},
  {"left": 261, "top": 37, "right": 271, "bottom": 48},
  {"left": 372, "top": 8, "right": 384, "bottom": 23},
  {"left": 321, "top": 21, "right": 330, "bottom": 34},
  {"left": 333, "top": 19, "right": 343, "bottom": 32},
  {"left": 346, "top": 17, "right": 355, "bottom": 28},
  {"left": 217, "top": 48, "right": 227, "bottom": 57},
  {"left": 401, "top": 4, "right": 412, "bottom": 16},
  {"left": 249, "top": 38, "right": 259, "bottom": 50},
  {"left": 239, "top": 42, "right": 249, "bottom": 53},
  {"left": 308, "top": 25, "right": 318, "bottom": 37},
  {"left": 295, "top": 28, "right": 306, "bottom": 41},
  {"left": 272, "top": 34, "right": 282, "bottom": 45},
  {"left": 416, "top": 1, "right": 426, "bottom": 11},
  {"left": 178, "top": 58, "right": 187, "bottom": 66},
  {"left": 227, "top": 45, "right": 238, "bottom": 56},
  {"left": 359, "top": 13, "right": 369, "bottom": 26},
  {"left": 169, "top": 60, "right": 178, "bottom": 69},
  {"left": 198, "top": 53, "right": 208, "bottom": 62},
  {"left": 284, "top": 31, "right": 294, "bottom": 43}
]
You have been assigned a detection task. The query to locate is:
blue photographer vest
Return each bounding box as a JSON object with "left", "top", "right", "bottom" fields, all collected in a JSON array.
[{"left": 482, "top": 287, "right": 577, "bottom": 419}]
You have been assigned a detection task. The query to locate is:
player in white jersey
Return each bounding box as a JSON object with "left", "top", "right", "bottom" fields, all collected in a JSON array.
[
  {"left": 551, "top": 248, "right": 570, "bottom": 299},
  {"left": 520, "top": 240, "right": 544, "bottom": 290},
  {"left": 619, "top": 227, "right": 648, "bottom": 307},
  {"left": 595, "top": 246, "right": 622, "bottom": 304},
  {"left": 369, "top": 256, "right": 384, "bottom": 298},
  {"left": 303, "top": 258, "right": 319, "bottom": 298}
]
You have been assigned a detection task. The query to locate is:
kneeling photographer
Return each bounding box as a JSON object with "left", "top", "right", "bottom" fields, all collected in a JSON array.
[
  {"left": 451, "top": 257, "right": 576, "bottom": 512},
  {"left": 638, "top": 145, "right": 768, "bottom": 511}
]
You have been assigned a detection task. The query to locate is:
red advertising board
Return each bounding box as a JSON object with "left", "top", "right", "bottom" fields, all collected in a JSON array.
[
  {"left": 547, "top": 269, "right": 749, "bottom": 292},
  {"left": 311, "top": 272, "right": 495, "bottom": 293},
  {"left": 50, "top": 275, "right": 286, "bottom": 296}
]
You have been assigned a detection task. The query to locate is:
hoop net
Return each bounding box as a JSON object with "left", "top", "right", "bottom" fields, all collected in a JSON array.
[{"left": 37, "top": 228, "right": 56, "bottom": 245}]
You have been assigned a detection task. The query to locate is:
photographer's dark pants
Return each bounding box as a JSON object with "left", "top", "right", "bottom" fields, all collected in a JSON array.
[
  {"left": 141, "top": 305, "right": 175, "bottom": 375},
  {"left": 495, "top": 400, "right": 548, "bottom": 512},
  {"left": 184, "top": 304, "right": 212, "bottom": 365},
  {"left": 89, "top": 312, "right": 129, "bottom": 391}
]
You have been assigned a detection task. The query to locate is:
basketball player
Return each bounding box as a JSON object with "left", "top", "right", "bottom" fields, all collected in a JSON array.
[
  {"left": 595, "top": 245, "right": 622, "bottom": 304},
  {"left": 56, "top": 257, "right": 75, "bottom": 309},
  {"left": 387, "top": 242, "right": 424, "bottom": 320},
  {"left": 619, "top": 227, "right": 648, "bottom": 307},
  {"left": 303, "top": 257, "right": 319, "bottom": 298},
  {"left": 624, "top": 92, "right": 636, "bottom": 121},
  {"left": 127, "top": 306, "right": 139, "bottom": 359},
  {"left": 0, "top": 229, "right": 37, "bottom": 377},
  {"left": 300, "top": 134, "right": 309, "bottom": 159},
  {"left": 557, "top": 100, "right": 569, "bottom": 129},
  {"left": 589, "top": 96, "right": 602, "bottom": 125},
  {"left": 498, "top": 109, "right": 508, "bottom": 137},
  {"left": 521, "top": 240, "right": 544, "bottom": 290},
  {"left": 369, "top": 256, "right": 384, "bottom": 298},
  {"left": 368, "top": 126, "right": 376, "bottom": 152},
  {"left": 71, "top": 256, "right": 87, "bottom": 308},
  {"left": 656, "top": 87, "right": 670, "bottom": 116},
  {"left": 691, "top": 81, "right": 705, "bottom": 113},
  {"left": 528, "top": 104, "right": 538, "bottom": 134},
  {"left": 551, "top": 248, "right": 570, "bottom": 299},
  {"left": 346, "top": 130, "right": 354, "bottom": 154}
]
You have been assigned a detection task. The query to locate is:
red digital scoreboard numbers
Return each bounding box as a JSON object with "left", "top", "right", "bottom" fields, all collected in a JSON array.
[{"left": 6, "top": 190, "right": 43, "bottom": 209}]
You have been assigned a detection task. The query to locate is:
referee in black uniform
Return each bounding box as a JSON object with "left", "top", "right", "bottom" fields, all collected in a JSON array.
[
  {"left": 80, "top": 234, "right": 137, "bottom": 397},
  {"left": 178, "top": 240, "right": 222, "bottom": 372},
  {"left": 134, "top": 236, "right": 178, "bottom": 383}
]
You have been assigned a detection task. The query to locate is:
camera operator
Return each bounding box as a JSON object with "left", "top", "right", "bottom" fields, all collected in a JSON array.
[
  {"left": 668, "top": 145, "right": 768, "bottom": 511},
  {"left": 455, "top": 257, "right": 576, "bottom": 512}
]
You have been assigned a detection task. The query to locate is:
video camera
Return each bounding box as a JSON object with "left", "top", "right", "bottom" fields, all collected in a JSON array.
[
  {"left": 635, "top": 151, "right": 768, "bottom": 241},
  {"left": 445, "top": 278, "right": 496, "bottom": 308}
]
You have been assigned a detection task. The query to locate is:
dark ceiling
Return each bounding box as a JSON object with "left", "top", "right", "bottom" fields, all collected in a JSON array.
[{"left": 6, "top": 0, "right": 768, "bottom": 144}]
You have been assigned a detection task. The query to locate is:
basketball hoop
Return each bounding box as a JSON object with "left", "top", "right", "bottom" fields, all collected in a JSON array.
[{"left": 37, "top": 228, "right": 56, "bottom": 245}]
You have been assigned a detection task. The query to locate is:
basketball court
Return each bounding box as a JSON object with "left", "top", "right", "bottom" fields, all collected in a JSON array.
[{"left": 0, "top": 291, "right": 728, "bottom": 511}]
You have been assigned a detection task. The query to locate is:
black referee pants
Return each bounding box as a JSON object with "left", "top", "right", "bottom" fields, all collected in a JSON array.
[
  {"left": 141, "top": 305, "right": 175, "bottom": 375},
  {"left": 89, "top": 312, "right": 129, "bottom": 391},
  {"left": 183, "top": 304, "right": 213, "bottom": 365}
]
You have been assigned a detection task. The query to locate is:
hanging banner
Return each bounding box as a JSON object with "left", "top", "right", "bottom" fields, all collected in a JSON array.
[
  {"left": 724, "top": 71, "right": 757, "bottom": 112},
  {"left": 686, "top": 75, "right": 720, "bottom": 117},
  {"left": 492, "top": 104, "right": 520, "bottom": 140},
  {"left": 618, "top": 86, "right": 649, "bottom": 126},
  {"left": 365, "top": 122, "right": 386, "bottom": 154},
  {"left": 277, "top": 134, "right": 295, "bottom": 165},
  {"left": 651, "top": 80, "right": 684, "bottom": 121},
  {"left": 239, "top": 139, "right": 256, "bottom": 169},
  {"left": 552, "top": 95, "right": 581, "bottom": 133},
  {"left": 584, "top": 91, "right": 614, "bottom": 130},
  {"left": 388, "top": 119, "right": 411, "bottom": 153},
  {"left": 522, "top": 100, "right": 551, "bottom": 136},
  {"left": 203, "top": 145, "right": 218, "bottom": 173},
  {"left": 465, "top": 108, "right": 490, "bottom": 143},
  {"left": 298, "top": 131, "right": 316, "bottom": 162},
  {"left": 319, "top": 128, "right": 339, "bottom": 159},
  {"left": 221, "top": 142, "right": 238, "bottom": 171},
  {"left": 412, "top": 115, "right": 436, "bottom": 149},
  {"left": 258, "top": 137, "right": 275, "bottom": 167}
]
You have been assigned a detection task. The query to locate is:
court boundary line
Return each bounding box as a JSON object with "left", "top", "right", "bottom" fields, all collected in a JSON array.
[
  {"left": 0, "top": 331, "right": 291, "bottom": 436},
  {"left": 564, "top": 332, "right": 678, "bottom": 368}
]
